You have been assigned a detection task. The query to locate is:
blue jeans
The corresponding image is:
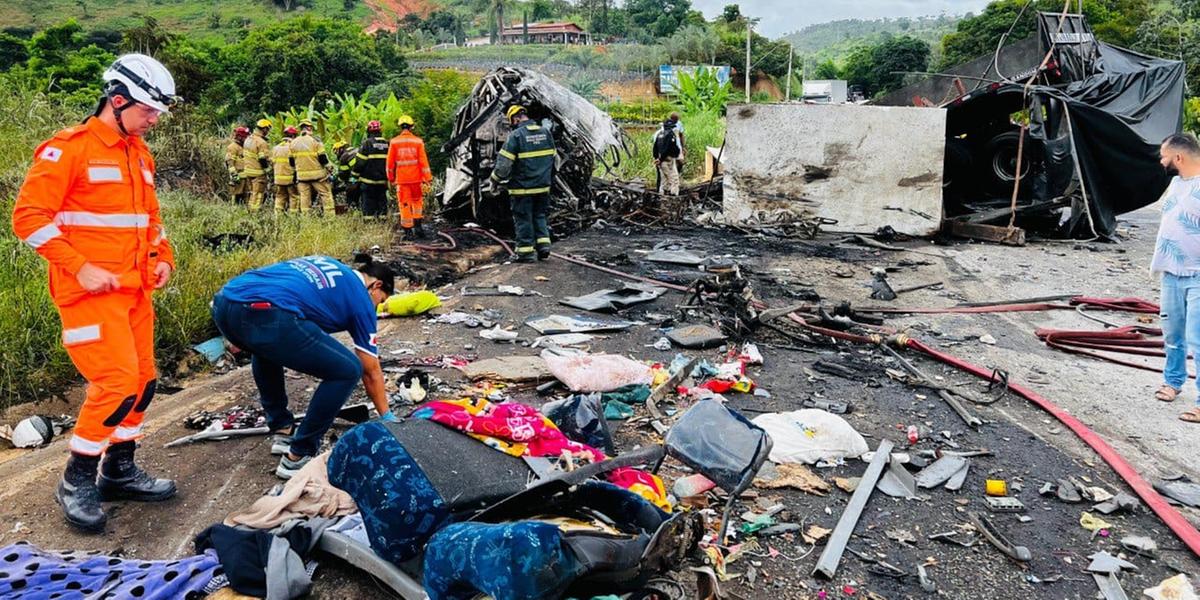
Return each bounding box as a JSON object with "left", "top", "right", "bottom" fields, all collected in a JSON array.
[
  {"left": 211, "top": 294, "right": 363, "bottom": 457},
  {"left": 1160, "top": 273, "right": 1200, "bottom": 399}
]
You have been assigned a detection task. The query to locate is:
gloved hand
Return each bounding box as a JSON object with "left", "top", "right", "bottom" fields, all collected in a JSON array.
[
  {"left": 228, "top": 168, "right": 239, "bottom": 185},
  {"left": 483, "top": 179, "right": 502, "bottom": 198},
  {"left": 380, "top": 410, "right": 400, "bottom": 423}
]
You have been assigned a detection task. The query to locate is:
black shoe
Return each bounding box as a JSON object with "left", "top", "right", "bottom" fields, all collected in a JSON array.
[
  {"left": 536, "top": 247, "right": 551, "bottom": 261},
  {"left": 513, "top": 253, "right": 537, "bottom": 264},
  {"left": 97, "top": 441, "right": 177, "bottom": 502},
  {"left": 413, "top": 218, "right": 427, "bottom": 239},
  {"left": 57, "top": 453, "right": 106, "bottom": 532}
]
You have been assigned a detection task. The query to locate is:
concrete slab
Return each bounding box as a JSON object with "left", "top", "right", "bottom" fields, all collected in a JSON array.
[{"left": 722, "top": 103, "right": 945, "bottom": 236}]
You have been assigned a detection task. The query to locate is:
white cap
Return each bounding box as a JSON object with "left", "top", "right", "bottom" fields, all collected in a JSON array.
[{"left": 103, "top": 53, "right": 178, "bottom": 113}]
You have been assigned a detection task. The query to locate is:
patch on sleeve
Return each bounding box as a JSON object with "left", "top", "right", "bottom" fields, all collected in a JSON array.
[
  {"left": 39, "top": 146, "right": 63, "bottom": 162},
  {"left": 369, "top": 333, "right": 378, "bottom": 347}
]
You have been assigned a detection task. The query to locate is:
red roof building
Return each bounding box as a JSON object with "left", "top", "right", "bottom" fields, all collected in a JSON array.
[{"left": 499, "top": 22, "right": 589, "bottom": 44}]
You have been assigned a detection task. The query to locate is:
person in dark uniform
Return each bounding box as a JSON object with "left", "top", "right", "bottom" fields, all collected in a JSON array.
[
  {"left": 489, "top": 106, "right": 557, "bottom": 263},
  {"left": 351, "top": 120, "right": 390, "bottom": 220}
]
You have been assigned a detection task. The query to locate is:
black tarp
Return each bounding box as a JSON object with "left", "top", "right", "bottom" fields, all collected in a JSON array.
[{"left": 1029, "top": 14, "right": 1184, "bottom": 237}]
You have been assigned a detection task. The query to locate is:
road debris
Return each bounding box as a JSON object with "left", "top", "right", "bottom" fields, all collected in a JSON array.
[{"left": 813, "top": 439, "right": 894, "bottom": 579}]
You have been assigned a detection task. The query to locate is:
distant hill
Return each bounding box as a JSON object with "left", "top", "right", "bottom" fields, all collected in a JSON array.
[
  {"left": 0, "top": 0, "right": 431, "bottom": 41},
  {"left": 783, "top": 16, "right": 961, "bottom": 65}
]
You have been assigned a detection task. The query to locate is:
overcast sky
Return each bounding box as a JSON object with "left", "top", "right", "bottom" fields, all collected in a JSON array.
[{"left": 690, "top": 0, "right": 995, "bottom": 38}]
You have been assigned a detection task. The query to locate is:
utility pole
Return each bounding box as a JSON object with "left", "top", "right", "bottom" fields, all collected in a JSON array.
[
  {"left": 745, "top": 20, "right": 752, "bottom": 103},
  {"left": 785, "top": 45, "right": 793, "bottom": 102}
]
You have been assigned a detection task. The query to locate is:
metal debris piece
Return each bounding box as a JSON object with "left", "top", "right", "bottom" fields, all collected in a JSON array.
[
  {"left": 1056, "top": 478, "right": 1083, "bottom": 503},
  {"left": 645, "top": 249, "right": 707, "bottom": 266},
  {"left": 914, "top": 455, "right": 969, "bottom": 489},
  {"left": 1087, "top": 551, "right": 1137, "bottom": 575},
  {"left": 801, "top": 398, "right": 852, "bottom": 414},
  {"left": 1119, "top": 535, "right": 1158, "bottom": 556},
  {"left": 967, "top": 512, "right": 1032, "bottom": 562},
  {"left": 868, "top": 268, "right": 897, "bottom": 301},
  {"left": 1093, "top": 574, "right": 1131, "bottom": 600},
  {"left": 880, "top": 344, "right": 982, "bottom": 427},
  {"left": 560, "top": 283, "right": 667, "bottom": 313},
  {"left": 918, "top": 564, "right": 936, "bottom": 593},
  {"left": 928, "top": 531, "right": 977, "bottom": 548},
  {"left": 813, "top": 439, "right": 895, "bottom": 580},
  {"left": 943, "top": 460, "right": 971, "bottom": 492},
  {"left": 877, "top": 456, "right": 920, "bottom": 499},
  {"left": 524, "top": 314, "right": 637, "bottom": 335},
  {"left": 667, "top": 324, "right": 727, "bottom": 349},
  {"left": 1094, "top": 492, "right": 1140, "bottom": 515},
  {"left": 1154, "top": 479, "right": 1200, "bottom": 508}
]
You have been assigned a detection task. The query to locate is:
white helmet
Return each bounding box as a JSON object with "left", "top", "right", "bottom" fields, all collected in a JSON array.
[{"left": 102, "top": 53, "right": 178, "bottom": 113}]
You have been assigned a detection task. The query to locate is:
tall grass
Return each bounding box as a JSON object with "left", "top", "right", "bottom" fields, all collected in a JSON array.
[{"left": 0, "top": 81, "right": 391, "bottom": 406}]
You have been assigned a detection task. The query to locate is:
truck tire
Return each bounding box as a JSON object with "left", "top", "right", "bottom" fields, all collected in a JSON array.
[{"left": 981, "top": 130, "right": 1034, "bottom": 197}]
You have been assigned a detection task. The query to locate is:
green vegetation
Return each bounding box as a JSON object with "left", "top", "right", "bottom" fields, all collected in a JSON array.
[
  {"left": 783, "top": 16, "right": 960, "bottom": 67},
  {"left": 0, "top": 0, "right": 372, "bottom": 42}
]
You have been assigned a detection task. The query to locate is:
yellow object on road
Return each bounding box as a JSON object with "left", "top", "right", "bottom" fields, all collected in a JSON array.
[{"left": 377, "top": 290, "right": 441, "bottom": 317}]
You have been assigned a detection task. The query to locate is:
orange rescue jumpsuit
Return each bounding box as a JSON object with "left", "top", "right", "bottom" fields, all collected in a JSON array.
[
  {"left": 385, "top": 130, "right": 433, "bottom": 229},
  {"left": 11, "top": 117, "right": 174, "bottom": 456}
]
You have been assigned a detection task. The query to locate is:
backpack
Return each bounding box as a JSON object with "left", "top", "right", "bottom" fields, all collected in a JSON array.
[{"left": 654, "top": 129, "right": 680, "bottom": 159}]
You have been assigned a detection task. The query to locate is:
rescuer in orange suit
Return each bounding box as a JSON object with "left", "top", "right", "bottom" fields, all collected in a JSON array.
[
  {"left": 11, "top": 53, "right": 180, "bottom": 532},
  {"left": 386, "top": 114, "right": 433, "bottom": 240}
]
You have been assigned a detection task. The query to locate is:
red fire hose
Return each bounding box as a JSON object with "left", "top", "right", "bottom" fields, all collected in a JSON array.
[{"left": 860, "top": 296, "right": 1160, "bottom": 315}]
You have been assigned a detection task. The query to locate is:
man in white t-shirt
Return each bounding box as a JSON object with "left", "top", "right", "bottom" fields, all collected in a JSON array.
[{"left": 1152, "top": 132, "right": 1200, "bottom": 423}]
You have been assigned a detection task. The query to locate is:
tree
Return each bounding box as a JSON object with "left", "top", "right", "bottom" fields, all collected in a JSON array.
[
  {"left": 665, "top": 24, "right": 718, "bottom": 64},
  {"left": 868, "top": 35, "right": 930, "bottom": 95},
  {"left": 206, "top": 17, "right": 405, "bottom": 118},
  {"left": 813, "top": 58, "right": 839, "bottom": 79},
  {"left": 721, "top": 4, "right": 741, "bottom": 23},
  {"left": 473, "top": 0, "right": 510, "bottom": 44},
  {"left": 531, "top": 0, "right": 555, "bottom": 21},
  {"left": 939, "top": 0, "right": 1153, "bottom": 69},
  {"left": 121, "top": 15, "right": 174, "bottom": 55},
  {"left": 842, "top": 34, "right": 930, "bottom": 97},
  {"left": 627, "top": 0, "right": 692, "bottom": 38},
  {"left": 22, "top": 20, "right": 113, "bottom": 99},
  {"left": 0, "top": 33, "right": 29, "bottom": 71}
]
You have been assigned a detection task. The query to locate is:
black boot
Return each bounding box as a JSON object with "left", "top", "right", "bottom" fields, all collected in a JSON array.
[
  {"left": 413, "top": 218, "right": 427, "bottom": 239},
  {"left": 400, "top": 227, "right": 414, "bottom": 241},
  {"left": 56, "top": 453, "right": 106, "bottom": 532},
  {"left": 97, "top": 441, "right": 177, "bottom": 502}
]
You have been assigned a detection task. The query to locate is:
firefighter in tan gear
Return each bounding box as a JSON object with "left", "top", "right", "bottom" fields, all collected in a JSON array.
[
  {"left": 11, "top": 54, "right": 179, "bottom": 532},
  {"left": 225, "top": 126, "right": 249, "bottom": 204},
  {"left": 272, "top": 126, "right": 299, "bottom": 214},
  {"left": 291, "top": 121, "right": 335, "bottom": 214},
  {"left": 243, "top": 119, "right": 272, "bottom": 209}
]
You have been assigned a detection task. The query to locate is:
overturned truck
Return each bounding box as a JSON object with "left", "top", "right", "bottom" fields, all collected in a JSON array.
[
  {"left": 879, "top": 11, "right": 1185, "bottom": 239},
  {"left": 440, "top": 67, "right": 633, "bottom": 231}
]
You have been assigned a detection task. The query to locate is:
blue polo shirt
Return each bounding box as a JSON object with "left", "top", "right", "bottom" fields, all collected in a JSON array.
[{"left": 219, "top": 255, "right": 379, "bottom": 356}]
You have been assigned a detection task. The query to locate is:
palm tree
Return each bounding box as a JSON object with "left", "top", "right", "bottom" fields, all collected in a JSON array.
[{"left": 474, "top": 0, "right": 509, "bottom": 45}]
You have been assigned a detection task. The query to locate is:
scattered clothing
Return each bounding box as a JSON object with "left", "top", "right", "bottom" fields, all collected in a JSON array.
[
  {"left": 0, "top": 541, "right": 221, "bottom": 599},
  {"left": 412, "top": 398, "right": 669, "bottom": 511},
  {"left": 423, "top": 521, "right": 584, "bottom": 600},
  {"left": 225, "top": 452, "right": 356, "bottom": 529},
  {"left": 194, "top": 518, "right": 333, "bottom": 600}
]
